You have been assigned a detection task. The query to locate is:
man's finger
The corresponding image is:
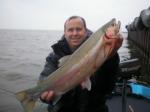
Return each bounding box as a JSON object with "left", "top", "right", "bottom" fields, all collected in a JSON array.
[
  {"left": 41, "top": 91, "right": 49, "bottom": 100},
  {"left": 46, "top": 91, "right": 54, "bottom": 101}
]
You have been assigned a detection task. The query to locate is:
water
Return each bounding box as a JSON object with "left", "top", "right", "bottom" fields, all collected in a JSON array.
[
  {"left": 0, "top": 29, "right": 130, "bottom": 112},
  {"left": 0, "top": 29, "right": 64, "bottom": 89},
  {"left": 0, "top": 29, "right": 62, "bottom": 76}
]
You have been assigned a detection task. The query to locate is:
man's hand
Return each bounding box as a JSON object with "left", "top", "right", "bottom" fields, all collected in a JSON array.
[
  {"left": 103, "top": 33, "right": 123, "bottom": 59},
  {"left": 40, "top": 90, "right": 55, "bottom": 103},
  {"left": 107, "top": 33, "right": 123, "bottom": 58},
  {"left": 104, "top": 20, "right": 123, "bottom": 58}
]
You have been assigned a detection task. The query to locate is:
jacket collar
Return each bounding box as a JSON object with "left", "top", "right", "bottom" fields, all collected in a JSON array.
[{"left": 51, "top": 37, "right": 72, "bottom": 57}]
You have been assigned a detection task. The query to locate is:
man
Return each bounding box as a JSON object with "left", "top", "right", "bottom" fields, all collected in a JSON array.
[{"left": 39, "top": 16, "right": 123, "bottom": 112}]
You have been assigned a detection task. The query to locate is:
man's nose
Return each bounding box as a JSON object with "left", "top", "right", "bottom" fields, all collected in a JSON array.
[{"left": 72, "top": 29, "right": 78, "bottom": 35}]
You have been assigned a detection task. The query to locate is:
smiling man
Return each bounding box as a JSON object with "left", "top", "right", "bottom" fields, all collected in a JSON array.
[
  {"left": 39, "top": 16, "right": 123, "bottom": 112},
  {"left": 64, "top": 16, "right": 87, "bottom": 50}
]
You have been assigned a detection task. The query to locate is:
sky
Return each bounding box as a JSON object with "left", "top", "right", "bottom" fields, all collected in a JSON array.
[{"left": 0, "top": 0, "right": 150, "bottom": 31}]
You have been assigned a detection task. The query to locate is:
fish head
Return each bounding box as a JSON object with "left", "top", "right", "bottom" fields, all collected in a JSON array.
[
  {"left": 103, "top": 20, "right": 123, "bottom": 58},
  {"left": 105, "top": 20, "right": 121, "bottom": 38}
]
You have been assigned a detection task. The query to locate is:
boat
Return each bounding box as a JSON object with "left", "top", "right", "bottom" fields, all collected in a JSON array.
[{"left": 107, "top": 58, "right": 150, "bottom": 112}]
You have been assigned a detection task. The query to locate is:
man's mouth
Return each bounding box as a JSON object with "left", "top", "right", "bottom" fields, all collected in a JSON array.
[{"left": 71, "top": 38, "right": 81, "bottom": 43}]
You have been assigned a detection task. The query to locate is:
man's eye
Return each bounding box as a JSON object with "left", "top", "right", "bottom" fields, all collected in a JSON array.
[
  {"left": 67, "top": 28, "right": 82, "bottom": 32},
  {"left": 76, "top": 28, "right": 81, "bottom": 31},
  {"left": 68, "top": 29, "right": 73, "bottom": 32}
]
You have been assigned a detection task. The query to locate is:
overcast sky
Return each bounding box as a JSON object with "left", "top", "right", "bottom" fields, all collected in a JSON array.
[{"left": 0, "top": 0, "right": 149, "bottom": 31}]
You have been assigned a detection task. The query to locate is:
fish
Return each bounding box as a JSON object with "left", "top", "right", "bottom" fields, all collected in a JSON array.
[{"left": 15, "top": 18, "right": 122, "bottom": 112}]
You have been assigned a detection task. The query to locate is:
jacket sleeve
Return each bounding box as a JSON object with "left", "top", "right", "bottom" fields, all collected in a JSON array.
[
  {"left": 91, "top": 53, "right": 120, "bottom": 95},
  {"left": 102, "top": 53, "right": 120, "bottom": 94},
  {"left": 39, "top": 52, "right": 59, "bottom": 81}
]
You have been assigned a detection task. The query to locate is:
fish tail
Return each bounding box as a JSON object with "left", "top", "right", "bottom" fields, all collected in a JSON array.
[{"left": 16, "top": 90, "right": 36, "bottom": 112}]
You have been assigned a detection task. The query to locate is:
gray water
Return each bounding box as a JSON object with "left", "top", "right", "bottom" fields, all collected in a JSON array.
[
  {"left": 0, "top": 29, "right": 130, "bottom": 112},
  {"left": 0, "top": 29, "right": 64, "bottom": 90}
]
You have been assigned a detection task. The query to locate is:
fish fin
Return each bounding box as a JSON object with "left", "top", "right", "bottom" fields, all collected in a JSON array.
[
  {"left": 81, "top": 77, "right": 91, "bottom": 91},
  {"left": 16, "top": 90, "right": 36, "bottom": 112},
  {"left": 58, "top": 55, "right": 70, "bottom": 67}
]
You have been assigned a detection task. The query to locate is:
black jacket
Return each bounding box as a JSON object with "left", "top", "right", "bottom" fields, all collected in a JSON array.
[{"left": 39, "top": 32, "right": 120, "bottom": 112}]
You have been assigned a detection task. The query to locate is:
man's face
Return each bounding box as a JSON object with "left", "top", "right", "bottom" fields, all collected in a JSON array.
[{"left": 64, "top": 18, "right": 87, "bottom": 49}]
